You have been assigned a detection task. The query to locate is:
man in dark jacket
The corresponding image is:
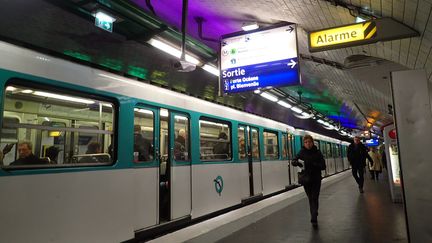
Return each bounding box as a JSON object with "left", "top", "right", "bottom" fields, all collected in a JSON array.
[
  {"left": 347, "top": 136, "right": 373, "bottom": 193},
  {"left": 10, "top": 141, "right": 47, "bottom": 166}
]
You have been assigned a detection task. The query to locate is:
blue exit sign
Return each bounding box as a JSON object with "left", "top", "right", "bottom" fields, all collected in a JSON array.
[{"left": 94, "top": 11, "right": 115, "bottom": 33}]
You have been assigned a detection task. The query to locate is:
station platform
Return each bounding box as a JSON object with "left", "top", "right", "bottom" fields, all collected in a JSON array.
[{"left": 147, "top": 171, "right": 408, "bottom": 243}]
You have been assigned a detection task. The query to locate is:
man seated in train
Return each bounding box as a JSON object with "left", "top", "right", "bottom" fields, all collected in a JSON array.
[
  {"left": 133, "top": 125, "right": 153, "bottom": 161},
  {"left": 10, "top": 141, "right": 48, "bottom": 166},
  {"left": 79, "top": 141, "right": 109, "bottom": 163}
]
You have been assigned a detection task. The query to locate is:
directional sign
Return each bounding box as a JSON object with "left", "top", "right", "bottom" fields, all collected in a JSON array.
[
  {"left": 220, "top": 23, "right": 300, "bottom": 94},
  {"left": 309, "top": 18, "right": 419, "bottom": 52},
  {"left": 95, "top": 11, "right": 115, "bottom": 33}
]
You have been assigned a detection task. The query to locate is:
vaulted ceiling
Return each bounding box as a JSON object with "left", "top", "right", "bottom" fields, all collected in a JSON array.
[{"left": 1, "top": 0, "right": 428, "bottom": 140}]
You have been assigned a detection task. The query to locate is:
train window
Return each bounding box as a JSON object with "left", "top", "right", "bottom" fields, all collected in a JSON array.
[
  {"left": 199, "top": 119, "right": 231, "bottom": 161},
  {"left": 251, "top": 128, "right": 260, "bottom": 160},
  {"left": 1, "top": 84, "right": 115, "bottom": 168},
  {"left": 133, "top": 108, "right": 154, "bottom": 162},
  {"left": 263, "top": 130, "right": 279, "bottom": 160},
  {"left": 326, "top": 143, "right": 332, "bottom": 157},
  {"left": 238, "top": 126, "right": 247, "bottom": 160},
  {"left": 282, "top": 133, "right": 288, "bottom": 159},
  {"left": 287, "top": 134, "right": 293, "bottom": 159},
  {"left": 174, "top": 114, "right": 189, "bottom": 161}
]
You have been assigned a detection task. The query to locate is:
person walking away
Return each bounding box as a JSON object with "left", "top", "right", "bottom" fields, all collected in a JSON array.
[
  {"left": 292, "top": 135, "right": 326, "bottom": 228},
  {"left": 347, "top": 136, "right": 373, "bottom": 193},
  {"left": 368, "top": 147, "right": 382, "bottom": 180}
]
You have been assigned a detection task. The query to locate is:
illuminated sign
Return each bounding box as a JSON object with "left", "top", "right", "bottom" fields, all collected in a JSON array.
[
  {"left": 309, "top": 21, "right": 376, "bottom": 52},
  {"left": 95, "top": 11, "right": 115, "bottom": 33},
  {"left": 365, "top": 138, "right": 379, "bottom": 146},
  {"left": 220, "top": 24, "right": 300, "bottom": 94}
]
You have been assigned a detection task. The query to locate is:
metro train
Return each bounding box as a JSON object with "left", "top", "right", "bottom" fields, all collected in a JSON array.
[{"left": 0, "top": 40, "right": 350, "bottom": 243}]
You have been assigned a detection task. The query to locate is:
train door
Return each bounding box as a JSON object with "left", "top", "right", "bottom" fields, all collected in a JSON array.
[
  {"left": 158, "top": 109, "right": 191, "bottom": 222},
  {"left": 281, "top": 133, "right": 289, "bottom": 186},
  {"left": 246, "top": 126, "right": 262, "bottom": 196}
]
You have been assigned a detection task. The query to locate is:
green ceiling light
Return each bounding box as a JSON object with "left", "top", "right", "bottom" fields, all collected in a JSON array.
[
  {"left": 127, "top": 66, "right": 148, "bottom": 79},
  {"left": 100, "top": 58, "right": 123, "bottom": 71},
  {"left": 63, "top": 50, "right": 92, "bottom": 62}
]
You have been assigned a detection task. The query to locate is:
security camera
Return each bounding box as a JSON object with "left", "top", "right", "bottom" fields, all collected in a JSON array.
[{"left": 173, "top": 60, "right": 196, "bottom": 72}]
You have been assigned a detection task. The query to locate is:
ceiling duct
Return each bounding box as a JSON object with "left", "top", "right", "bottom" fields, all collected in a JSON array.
[{"left": 344, "top": 55, "right": 385, "bottom": 69}]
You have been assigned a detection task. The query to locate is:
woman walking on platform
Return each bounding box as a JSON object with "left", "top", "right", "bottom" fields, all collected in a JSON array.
[{"left": 292, "top": 135, "right": 326, "bottom": 228}]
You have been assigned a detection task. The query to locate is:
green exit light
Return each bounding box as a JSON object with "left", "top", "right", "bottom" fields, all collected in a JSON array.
[{"left": 95, "top": 11, "right": 115, "bottom": 33}]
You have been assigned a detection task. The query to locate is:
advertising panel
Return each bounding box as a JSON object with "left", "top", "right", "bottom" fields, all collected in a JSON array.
[{"left": 383, "top": 124, "right": 402, "bottom": 203}]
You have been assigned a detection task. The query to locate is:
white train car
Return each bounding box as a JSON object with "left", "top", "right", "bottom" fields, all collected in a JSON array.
[{"left": 0, "top": 40, "right": 348, "bottom": 243}]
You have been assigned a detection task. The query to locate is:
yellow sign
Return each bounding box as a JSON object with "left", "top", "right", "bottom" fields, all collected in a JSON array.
[{"left": 309, "top": 21, "right": 377, "bottom": 49}]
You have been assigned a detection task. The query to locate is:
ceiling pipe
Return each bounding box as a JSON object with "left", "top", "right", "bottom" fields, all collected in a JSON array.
[
  {"left": 194, "top": 17, "right": 219, "bottom": 43},
  {"left": 180, "top": 0, "right": 188, "bottom": 61}
]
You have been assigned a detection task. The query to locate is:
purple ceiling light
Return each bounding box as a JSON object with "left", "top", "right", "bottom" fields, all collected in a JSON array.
[{"left": 132, "top": 0, "right": 241, "bottom": 49}]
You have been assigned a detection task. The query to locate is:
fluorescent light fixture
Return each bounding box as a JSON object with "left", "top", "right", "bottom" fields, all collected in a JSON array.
[
  {"left": 160, "top": 109, "right": 169, "bottom": 117},
  {"left": 21, "top": 89, "right": 34, "bottom": 94},
  {"left": 242, "top": 22, "right": 259, "bottom": 31},
  {"left": 148, "top": 38, "right": 200, "bottom": 65},
  {"left": 6, "top": 86, "right": 16, "bottom": 91},
  {"left": 202, "top": 64, "right": 219, "bottom": 76},
  {"left": 135, "top": 108, "right": 153, "bottom": 115},
  {"left": 95, "top": 11, "right": 116, "bottom": 23},
  {"left": 44, "top": 117, "right": 50, "bottom": 122},
  {"left": 290, "top": 106, "right": 303, "bottom": 114},
  {"left": 317, "top": 119, "right": 325, "bottom": 124},
  {"left": 174, "top": 115, "right": 188, "bottom": 121},
  {"left": 355, "top": 16, "right": 366, "bottom": 23},
  {"left": 200, "top": 120, "right": 228, "bottom": 127},
  {"left": 277, "top": 100, "right": 292, "bottom": 108},
  {"left": 33, "top": 91, "right": 95, "bottom": 104},
  {"left": 260, "top": 92, "right": 278, "bottom": 102},
  {"left": 253, "top": 89, "right": 261, "bottom": 94}
]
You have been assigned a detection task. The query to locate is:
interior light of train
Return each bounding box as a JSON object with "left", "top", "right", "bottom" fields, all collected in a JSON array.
[
  {"left": 135, "top": 109, "right": 153, "bottom": 115},
  {"left": 33, "top": 91, "right": 95, "bottom": 104},
  {"left": 21, "top": 89, "right": 34, "bottom": 94},
  {"left": 102, "top": 103, "right": 112, "bottom": 108},
  {"left": 94, "top": 11, "right": 116, "bottom": 33},
  {"left": 200, "top": 120, "right": 228, "bottom": 127},
  {"left": 160, "top": 109, "right": 169, "bottom": 117},
  {"left": 5, "top": 86, "right": 16, "bottom": 91},
  {"left": 148, "top": 38, "right": 200, "bottom": 65},
  {"left": 290, "top": 106, "right": 303, "bottom": 114},
  {"left": 317, "top": 119, "right": 325, "bottom": 124},
  {"left": 202, "top": 64, "right": 219, "bottom": 76},
  {"left": 260, "top": 92, "right": 278, "bottom": 102},
  {"left": 174, "top": 115, "right": 188, "bottom": 121},
  {"left": 44, "top": 117, "right": 50, "bottom": 122},
  {"left": 242, "top": 22, "right": 259, "bottom": 31},
  {"left": 277, "top": 100, "right": 292, "bottom": 108},
  {"left": 253, "top": 89, "right": 261, "bottom": 94}
]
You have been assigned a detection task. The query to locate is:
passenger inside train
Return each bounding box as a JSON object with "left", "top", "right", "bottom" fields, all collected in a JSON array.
[
  {"left": 213, "top": 132, "right": 229, "bottom": 159},
  {"left": 10, "top": 141, "right": 48, "bottom": 166},
  {"left": 174, "top": 128, "right": 186, "bottom": 160},
  {"left": 133, "top": 125, "right": 153, "bottom": 162}
]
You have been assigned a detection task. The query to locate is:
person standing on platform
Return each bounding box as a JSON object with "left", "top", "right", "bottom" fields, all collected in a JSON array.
[
  {"left": 368, "top": 147, "right": 383, "bottom": 180},
  {"left": 347, "top": 136, "right": 373, "bottom": 193},
  {"left": 292, "top": 135, "right": 326, "bottom": 228}
]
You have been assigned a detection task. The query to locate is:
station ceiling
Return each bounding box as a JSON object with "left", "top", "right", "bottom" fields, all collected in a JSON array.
[{"left": 1, "top": 0, "right": 427, "bottom": 140}]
